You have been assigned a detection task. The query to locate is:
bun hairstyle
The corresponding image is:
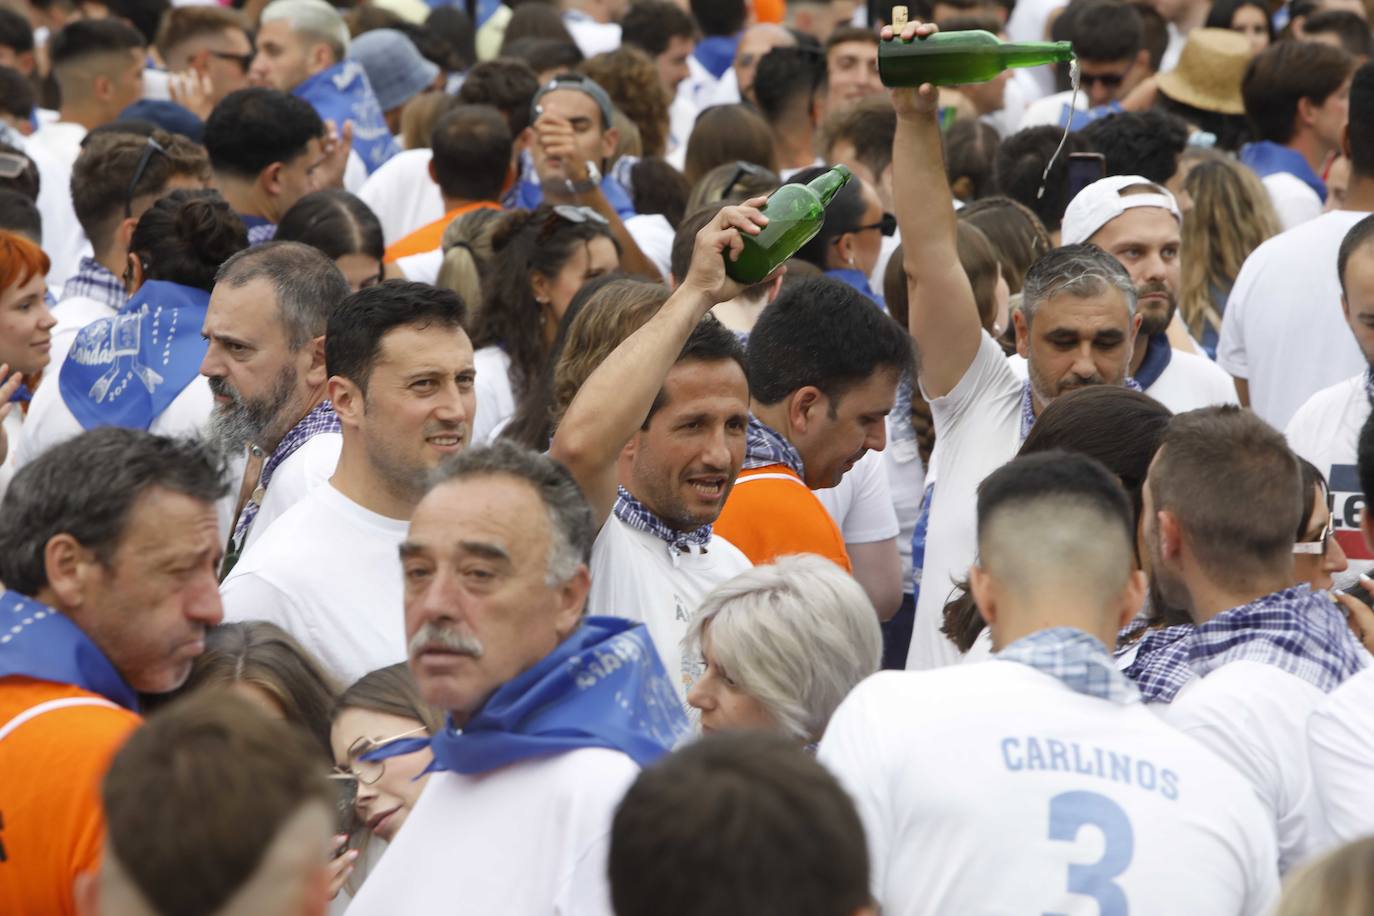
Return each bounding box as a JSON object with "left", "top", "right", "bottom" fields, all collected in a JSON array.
[
  {"left": 129, "top": 189, "right": 249, "bottom": 292},
  {"left": 470, "top": 204, "right": 619, "bottom": 400}
]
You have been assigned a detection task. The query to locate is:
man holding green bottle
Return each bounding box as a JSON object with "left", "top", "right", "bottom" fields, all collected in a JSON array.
[{"left": 887, "top": 20, "right": 1142, "bottom": 672}]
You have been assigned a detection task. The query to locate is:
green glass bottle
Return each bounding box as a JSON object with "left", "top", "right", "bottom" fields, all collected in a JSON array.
[
  {"left": 878, "top": 29, "right": 1075, "bottom": 87},
  {"left": 725, "top": 165, "right": 852, "bottom": 285}
]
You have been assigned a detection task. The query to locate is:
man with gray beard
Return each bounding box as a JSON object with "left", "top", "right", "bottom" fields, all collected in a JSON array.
[
  {"left": 221, "top": 282, "right": 474, "bottom": 684},
  {"left": 199, "top": 242, "right": 349, "bottom": 571}
]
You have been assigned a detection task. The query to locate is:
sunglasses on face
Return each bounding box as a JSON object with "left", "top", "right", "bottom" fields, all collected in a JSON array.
[
  {"left": 1293, "top": 512, "right": 1335, "bottom": 557},
  {"left": 1079, "top": 72, "right": 1126, "bottom": 89},
  {"left": 208, "top": 49, "right": 255, "bottom": 72},
  {"left": 833, "top": 212, "right": 897, "bottom": 238}
]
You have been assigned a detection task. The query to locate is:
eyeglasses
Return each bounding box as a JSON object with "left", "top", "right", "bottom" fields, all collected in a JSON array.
[
  {"left": 208, "top": 49, "right": 255, "bottom": 72},
  {"left": 1293, "top": 513, "right": 1335, "bottom": 556},
  {"left": 0, "top": 152, "right": 29, "bottom": 180},
  {"left": 538, "top": 204, "right": 609, "bottom": 241},
  {"left": 721, "top": 160, "right": 771, "bottom": 201},
  {"left": 834, "top": 213, "right": 897, "bottom": 238},
  {"left": 124, "top": 136, "right": 168, "bottom": 218},
  {"left": 1078, "top": 72, "right": 1127, "bottom": 89},
  {"left": 332, "top": 726, "right": 428, "bottom": 785}
]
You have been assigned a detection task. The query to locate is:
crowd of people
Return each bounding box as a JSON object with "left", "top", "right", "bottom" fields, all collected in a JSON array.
[{"left": 2, "top": 0, "right": 1374, "bottom": 912}]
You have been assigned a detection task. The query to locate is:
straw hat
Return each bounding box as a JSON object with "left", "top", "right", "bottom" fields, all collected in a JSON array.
[{"left": 1155, "top": 28, "right": 1252, "bottom": 115}]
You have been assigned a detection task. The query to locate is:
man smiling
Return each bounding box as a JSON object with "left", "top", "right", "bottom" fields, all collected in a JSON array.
[{"left": 221, "top": 281, "right": 474, "bottom": 684}]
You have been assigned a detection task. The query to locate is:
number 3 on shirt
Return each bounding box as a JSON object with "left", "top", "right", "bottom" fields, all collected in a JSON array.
[{"left": 1044, "top": 790, "right": 1134, "bottom": 916}]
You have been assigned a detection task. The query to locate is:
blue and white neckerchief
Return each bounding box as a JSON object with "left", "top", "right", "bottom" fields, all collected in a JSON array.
[
  {"left": 292, "top": 61, "right": 399, "bottom": 173},
  {"left": 230, "top": 401, "right": 342, "bottom": 552},
  {"left": 1186, "top": 585, "right": 1366, "bottom": 692},
  {"left": 997, "top": 626, "right": 1140, "bottom": 704},
  {"left": 1240, "top": 140, "right": 1327, "bottom": 202},
  {"left": 613, "top": 486, "right": 712, "bottom": 553},
  {"left": 743, "top": 414, "right": 805, "bottom": 476},
  {"left": 59, "top": 280, "right": 209, "bottom": 431},
  {"left": 1120, "top": 622, "right": 1194, "bottom": 703},
  {"left": 1363, "top": 366, "right": 1374, "bottom": 403},
  {"left": 0, "top": 590, "right": 139, "bottom": 711},
  {"left": 61, "top": 257, "right": 126, "bottom": 312},
  {"left": 1019, "top": 375, "right": 1144, "bottom": 441}
]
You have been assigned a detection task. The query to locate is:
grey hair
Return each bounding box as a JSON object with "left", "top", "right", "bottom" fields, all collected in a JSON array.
[
  {"left": 685, "top": 555, "right": 882, "bottom": 743},
  {"left": 1021, "top": 243, "right": 1137, "bottom": 327},
  {"left": 0, "top": 429, "right": 229, "bottom": 595},
  {"left": 428, "top": 441, "right": 594, "bottom": 587},
  {"left": 215, "top": 241, "right": 350, "bottom": 350},
  {"left": 260, "top": 0, "right": 349, "bottom": 59}
]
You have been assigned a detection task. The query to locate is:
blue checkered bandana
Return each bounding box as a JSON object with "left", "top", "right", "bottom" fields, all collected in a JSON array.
[
  {"left": 612, "top": 486, "right": 712, "bottom": 553},
  {"left": 1186, "top": 585, "right": 1367, "bottom": 693},
  {"left": 998, "top": 627, "right": 1140, "bottom": 704},
  {"left": 744, "top": 414, "right": 804, "bottom": 476},
  {"left": 1121, "top": 623, "right": 1194, "bottom": 703}
]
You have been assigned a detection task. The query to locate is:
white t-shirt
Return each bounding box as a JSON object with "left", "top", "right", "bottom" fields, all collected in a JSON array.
[
  {"left": 220, "top": 482, "right": 408, "bottom": 686},
  {"left": 357, "top": 148, "right": 443, "bottom": 246},
  {"left": 1286, "top": 374, "right": 1372, "bottom": 584},
  {"left": 472, "top": 345, "right": 516, "bottom": 446},
  {"left": 16, "top": 374, "right": 214, "bottom": 471},
  {"left": 1006, "top": 342, "right": 1239, "bottom": 413},
  {"left": 562, "top": 13, "right": 620, "bottom": 57},
  {"left": 588, "top": 516, "right": 751, "bottom": 700},
  {"left": 1308, "top": 666, "right": 1374, "bottom": 844},
  {"left": 1263, "top": 172, "right": 1324, "bottom": 232},
  {"left": 819, "top": 663, "right": 1280, "bottom": 916},
  {"left": 624, "top": 213, "right": 674, "bottom": 281},
  {"left": 396, "top": 248, "right": 443, "bottom": 285},
  {"left": 1217, "top": 210, "right": 1369, "bottom": 430},
  {"left": 1164, "top": 660, "right": 1335, "bottom": 873},
  {"left": 240, "top": 432, "right": 342, "bottom": 553},
  {"left": 908, "top": 332, "right": 1022, "bottom": 670},
  {"left": 1017, "top": 89, "right": 1083, "bottom": 131},
  {"left": 815, "top": 446, "right": 900, "bottom": 545},
  {"left": 346, "top": 747, "right": 635, "bottom": 916},
  {"left": 0, "top": 408, "right": 23, "bottom": 500},
  {"left": 25, "top": 122, "right": 89, "bottom": 291},
  {"left": 881, "top": 426, "right": 925, "bottom": 589}
]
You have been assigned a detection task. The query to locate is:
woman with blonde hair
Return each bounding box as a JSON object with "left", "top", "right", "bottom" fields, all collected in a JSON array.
[
  {"left": 435, "top": 206, "right": 503, "bottom": 318},
  {"left": 1272, "top": 836, "right": 1374, "bottom": 916},
  {"left": 1179, "top": 151, "right": 1281, "bottom": 355}
]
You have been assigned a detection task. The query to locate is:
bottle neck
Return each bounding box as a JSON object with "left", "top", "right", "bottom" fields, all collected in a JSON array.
[
  {"left": 809, "top": 166, "right": 852, "bottom": 206},
  {"left": 999, "top": 41, "right": 1076, "bottom": 69}
]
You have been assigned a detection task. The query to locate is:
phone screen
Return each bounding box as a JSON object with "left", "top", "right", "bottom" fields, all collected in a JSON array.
[
  {"left": 330, "top": 774, "right": 359, "bottom": 836},
  {"left": 1066, "top": 153, "right": 1107, "bottom": 202}
]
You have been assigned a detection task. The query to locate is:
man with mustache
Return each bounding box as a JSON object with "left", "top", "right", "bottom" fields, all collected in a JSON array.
[
  {"left": 200, "top": 242, "right": 350, "bottom": 571},
  {"left": 1059, "top": 175, "right": 1240, "bottom": 413},
  {"left": 889, "top": 19, "right": 1141, "bottom": 671},
  {"left": 0, "top": 428, "right": 226, "bottom": 916},
  {"left": 347, "top": 441, "right": 688, "bottom": 915},
  {"left": 552, "top": 206, "right": 762, "bottom": 700},
  {"left": 222, "top": 282, "right": 474, "bottom": 684}
]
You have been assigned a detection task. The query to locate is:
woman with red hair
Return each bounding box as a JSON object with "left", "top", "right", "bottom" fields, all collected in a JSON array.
[{"left": 0, "top": 230, "right": 55, "bottom": 495}]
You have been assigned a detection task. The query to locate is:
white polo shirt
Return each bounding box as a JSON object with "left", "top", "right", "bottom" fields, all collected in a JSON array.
[
  {"left": 1286, "top": 373, "right": 1372, "bottom": 586},
  {"left": 1308, "top": 666, "right": 1374, "bottom": 844},
  {"left": 346, "top": 747, "right": 635, "bottom": 916},
  {"left": 588, "top": 516, "right": 751, "bottom": 701},
  {"left": 220, "top": 482, "right": 408, "bottom": 686},
  {"left": 1217, "top": 210, "right": 1369, "bottom": 430},
  {"left": 819, "top": 664, "right": 1280, "bottom": 915}
]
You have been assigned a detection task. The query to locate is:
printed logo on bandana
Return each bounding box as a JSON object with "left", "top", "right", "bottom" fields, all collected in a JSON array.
[{"left": 1328, "top": 465, "right": 1372, "bottom": 561}]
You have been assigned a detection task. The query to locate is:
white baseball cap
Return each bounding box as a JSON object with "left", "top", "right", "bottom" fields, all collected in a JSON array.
[{"left": 1061, "top": 175, "right": 1182, "bottom": 246}]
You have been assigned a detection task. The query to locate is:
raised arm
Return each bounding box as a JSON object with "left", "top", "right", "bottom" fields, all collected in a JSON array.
[
  {"left": 887, "top": 21, "right": 985, "bottom": 399},
  {"left": 550, "top": 201, "right": 773, "bottom": 526}
]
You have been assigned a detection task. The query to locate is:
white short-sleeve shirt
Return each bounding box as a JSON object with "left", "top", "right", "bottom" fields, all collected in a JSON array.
[
  {"left": 471, "top": 346, "right": 516, "bottom": 446},
  {"left": 220, "top": 482, "right": 409, "bottom": 685},
  {"left": 819, "top": 664, "right": 1280, "bottom": 915},
  {"left": 1216, "top": 210, "right": 1369, "bottom": 430},
  {"left": 1308, "top": 666, "right": 1374, "bottom": 845},
  {"left": 815, "top": 446, "right": 901, "bottom": 545}
]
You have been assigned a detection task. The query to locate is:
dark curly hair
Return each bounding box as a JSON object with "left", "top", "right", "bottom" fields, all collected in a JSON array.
[{"left": 129, "top": 189, "right": 248, "bottom": 292}]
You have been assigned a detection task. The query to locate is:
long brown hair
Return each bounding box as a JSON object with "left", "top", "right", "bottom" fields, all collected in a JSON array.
[
  {"left": 333, "top": 663, "right": 443, "bottom": 735},
  {"left": 1179, "top": 151, "right": 1280, "bottom": 341}
]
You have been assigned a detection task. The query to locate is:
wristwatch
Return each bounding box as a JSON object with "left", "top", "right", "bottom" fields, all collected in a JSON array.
[{"left": 564, "top": 160, "right": 601, "bottom": 195}]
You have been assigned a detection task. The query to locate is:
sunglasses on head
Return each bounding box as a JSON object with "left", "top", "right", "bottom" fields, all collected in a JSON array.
[
  {"left": 0, "top": 152, "right": 29, "bottom": 180},
  {"left": 721, "top": 160, "right": 771, "bottom": 201},
  {"left": 125, "top": 136, "right": 169, "bottom": 218}
]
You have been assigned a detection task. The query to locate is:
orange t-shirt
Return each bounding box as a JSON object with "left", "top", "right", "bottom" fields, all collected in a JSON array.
[
  {"left": 754, "top": 0, "right": 784, "bottom": 23},
  {"left": 0, "top": 677, "right": 140, "bottom": 916},
  {"left": 714, "top": 464, "right": 853, "bottom": 571},
  {"left": 383, "top": 201, "right": 503, "bottom": 264}
]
